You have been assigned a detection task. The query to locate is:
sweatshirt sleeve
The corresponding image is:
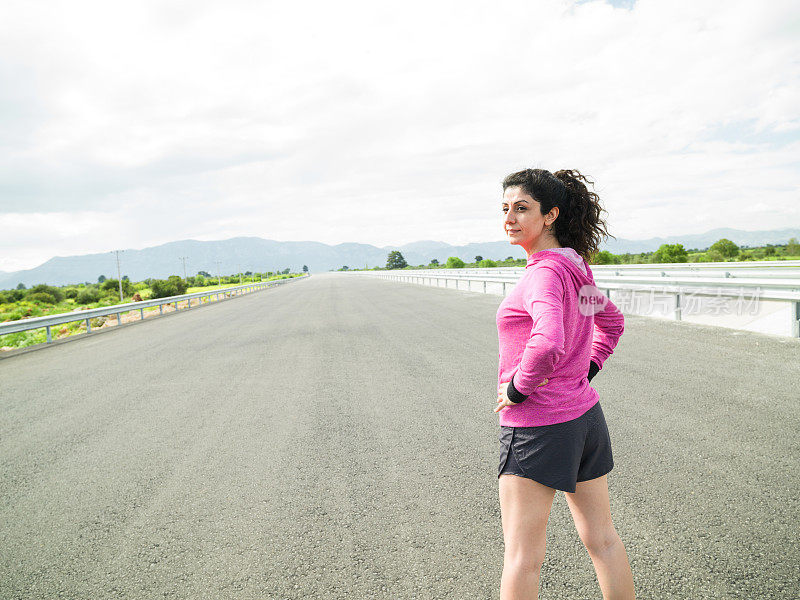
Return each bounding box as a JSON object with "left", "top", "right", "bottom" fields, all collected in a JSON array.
[
  {"left": 510, "top": 265, "right": 566, "bottom": 396},
  {"left": 590, "top": 294, "right": 624, "bottom": 370}
]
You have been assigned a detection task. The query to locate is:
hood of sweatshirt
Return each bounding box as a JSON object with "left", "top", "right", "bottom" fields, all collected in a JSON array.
[{"left": 526, "top": 247, "right": 595, "bottom": 288}]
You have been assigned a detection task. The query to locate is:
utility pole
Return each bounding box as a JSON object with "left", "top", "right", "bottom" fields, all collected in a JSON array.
[
  {"left": 214, "top": 260, "right": 222, "bottom": 287},
  {"left": 179, "top": 256, "right": 188, "bottom": 282},
  {"left": 112, "top": 250, "right": 124, "bottom": 302}
]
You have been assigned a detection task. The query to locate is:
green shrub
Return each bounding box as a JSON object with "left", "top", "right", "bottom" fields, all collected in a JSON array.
[
  {"left": 77, "top": 288, "right": 102, "bottom": 304},
  {"left": 478, "top": 259, "right": 497, "bottom": 268},
  {"left": 101, "top": 292, "right": 121, "bottom": 305},
  {"left": 149, "top": 276, "right": 188, "bottom": 299},
  {"left": 708, "top": 238, "right": 739, "bottom": 258},
  {"left": 101, "top": 278, "right": 135, "bottom": 296},
  {"left": 650, "top": 244, "right": 688, "bottom": 263},
  {"left": 1, "top": 289, "right": 25, "bottom": 302},
  {"left": 27, "top": 284, "right": 64, "bottom": 303},
  {"left": 64, "top": 288, "right": 79, "bottom": 299},
  {"left": 446, "top": 256, "right": 466, "bottom": 269},
  {"left": 28, "top": 292, "right": 57, "bottom": 304},
  {"left": 592, "top": 250, "right": 620, "bottom": 265}
]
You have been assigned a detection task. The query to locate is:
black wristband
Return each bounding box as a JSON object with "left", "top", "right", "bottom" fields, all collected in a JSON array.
[
  {"left": 506, "top": 376, "right": 528, "bottom": 404},
  {"left": 587, "top": 361, "right": 600, "bottom": 383}
]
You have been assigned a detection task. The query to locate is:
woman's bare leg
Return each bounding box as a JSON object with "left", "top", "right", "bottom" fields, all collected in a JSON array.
[
  {"left": 498, "top": 474, "right": 557, "bottom": 600},
  {"left": 564, "top": 475, "right": 635, "bottom": 599}
]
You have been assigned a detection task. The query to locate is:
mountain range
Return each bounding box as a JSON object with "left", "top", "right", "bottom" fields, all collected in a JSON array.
[{"left": 1, "top": 227, "right": 798, "bottom": 289}]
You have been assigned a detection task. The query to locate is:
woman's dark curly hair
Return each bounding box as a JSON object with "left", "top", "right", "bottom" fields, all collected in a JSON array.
[{"left": 501, "top": 168, "right": 614, "bottom": 261}]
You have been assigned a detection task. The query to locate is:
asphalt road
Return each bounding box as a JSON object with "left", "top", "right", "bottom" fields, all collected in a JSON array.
[{"left": 1, "top": 272, "right": 798, "bottom": 599}]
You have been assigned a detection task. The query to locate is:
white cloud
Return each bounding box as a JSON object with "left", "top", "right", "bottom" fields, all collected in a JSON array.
[{"left": 0, "top": 0, "right": 798, "bottom": 271}]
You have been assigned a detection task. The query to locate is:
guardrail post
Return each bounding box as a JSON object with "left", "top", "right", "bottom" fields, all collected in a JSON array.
[
  {"left": 85, "top": 318, "right": 91, "bottom": 332},
  {"left": 675, "top": 293, "right": 682, "bottom": 321},
  {"left": 483, "top": 281, "right": 487, "bottom": 293},
  {"left": 140, "top": 308, "right": 144, "bottom": 320},
  {"left": 116, "top": 314, "right": 121, "bottom": 325},
  {"left": 792, "top": 301, "right": 800, "bottom": 338},
  {"left": 46, "top": 325, "right": 52, "bottom": 343},
  {"left": 502, "top": 282, "right": 506, "bottom": 295},
  {"left": 159, "top": 305, "right": 163, "bottom": 315},
  {"left": 188, "top": 298, "right": 192, "bottom": 308}
]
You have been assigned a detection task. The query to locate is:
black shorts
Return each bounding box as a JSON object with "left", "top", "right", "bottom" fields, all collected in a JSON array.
[{"left": 498, "top": 400, "right": 614, "bottom": 493}]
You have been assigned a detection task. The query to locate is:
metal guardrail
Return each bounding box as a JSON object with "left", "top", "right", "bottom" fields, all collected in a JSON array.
[
  {"left": 591, "top": 259, "right": 800, "bottom": 270},
  {"left": 354, "top": 265, "right": 800, "bottom": 337},
  {"left": 391, "top": 260, "right": 800, "bottom": 280},
  {"left": 361, "top": 271, "right": 800, "bottom": 297},
  {"left": 0, "top": 275, "right": 309, "bottom": 346}
]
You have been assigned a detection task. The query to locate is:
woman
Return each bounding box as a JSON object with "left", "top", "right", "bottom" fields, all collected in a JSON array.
[{"left": 494, "top": 168, "right": 635, "bottom": 599}]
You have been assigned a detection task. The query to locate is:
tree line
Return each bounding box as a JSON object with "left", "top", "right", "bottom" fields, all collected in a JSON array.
[
  {"left": 334, "top": 238, "right": 800, "bottom": 271},
  {"left": 0, "top": 268, "right": 307, "bottom": 312}
]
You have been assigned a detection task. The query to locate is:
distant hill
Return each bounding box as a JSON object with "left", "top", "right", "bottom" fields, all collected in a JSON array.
[
  {"left": 1, "top": 227, "right": 798, "bottom": 289},
  {"left": 600, "top": 227, "right": 800, "bottom": 254}
]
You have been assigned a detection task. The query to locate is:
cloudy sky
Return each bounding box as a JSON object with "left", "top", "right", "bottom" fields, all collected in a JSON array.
[{"left": 1, "top": 0, "right": 798, "bottom": 272}]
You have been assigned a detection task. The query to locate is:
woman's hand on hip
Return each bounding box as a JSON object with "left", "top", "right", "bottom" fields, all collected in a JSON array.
[{"left": 495, "top": 378, "right": 548, "bottom": 413}]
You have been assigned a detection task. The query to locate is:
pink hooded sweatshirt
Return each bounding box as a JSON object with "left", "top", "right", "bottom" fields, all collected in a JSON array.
[{"left": 496, "top": 247, "right": 624, "bottom": 427}]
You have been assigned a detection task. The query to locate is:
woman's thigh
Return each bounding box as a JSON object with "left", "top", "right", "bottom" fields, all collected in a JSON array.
[{"left": 499, "top": 474, "right": 557, "bottom": 563}]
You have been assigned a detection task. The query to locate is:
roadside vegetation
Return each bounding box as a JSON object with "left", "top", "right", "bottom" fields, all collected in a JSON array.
[
  {"left": 334, "top": 237, "right": 800, "bottom": 271},
  {"left": 0, "top": 270, "right": 304, "bottom": 351}
]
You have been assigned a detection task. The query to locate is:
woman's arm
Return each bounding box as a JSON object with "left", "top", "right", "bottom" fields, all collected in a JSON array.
[
  {"left": 589, "top": 293, "right": 624, "bottom": 374},
  {"left": 506, "top": 266, "right": 566, "bottom": 402}
]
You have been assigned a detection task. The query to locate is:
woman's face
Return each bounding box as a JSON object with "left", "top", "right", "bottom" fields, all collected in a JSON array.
[{"left": 502, "top": 186, "right": 557, "bottom": 253}]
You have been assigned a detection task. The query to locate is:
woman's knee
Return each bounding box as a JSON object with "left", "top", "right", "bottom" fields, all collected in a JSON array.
[
  {"left": 504, "top": 543, "right": 547, "bottom": 573},
  {"left": 581, "top": 527, "right": 621, "bottom": 557}
]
